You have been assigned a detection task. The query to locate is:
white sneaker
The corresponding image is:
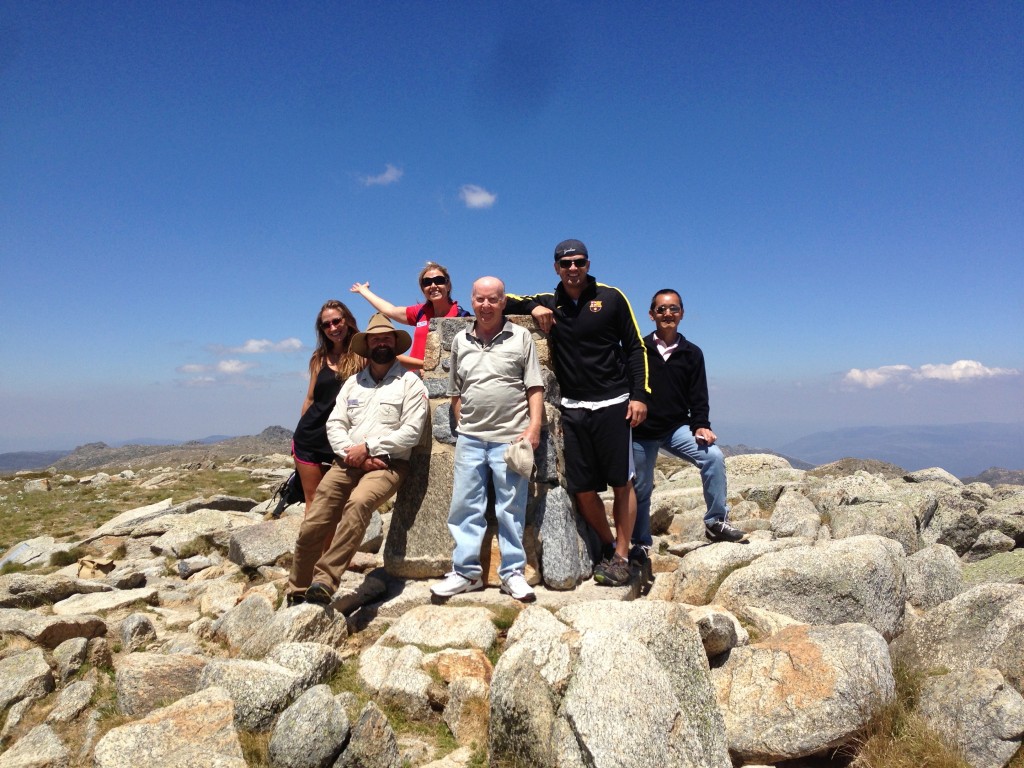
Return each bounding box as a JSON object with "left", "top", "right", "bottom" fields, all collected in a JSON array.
[
  {"left": 500, "top": 571, "right": 536, "bottom": 603},
  {"left": 431, "top": 571, "right": 483, "bottom": 598}
]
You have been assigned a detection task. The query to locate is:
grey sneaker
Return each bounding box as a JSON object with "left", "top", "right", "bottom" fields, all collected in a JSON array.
[
  {"left": 705, "top": 520, "right": 746, "bottom": 543},
  {"left": 594, "top": 554, "right": 631, "bottom": 587},
  {"left": 431, "top": 571, "right": 484, "bottom": 598},
  {"left": 500, "top": 571, "right": 536, "bottom": 603}
]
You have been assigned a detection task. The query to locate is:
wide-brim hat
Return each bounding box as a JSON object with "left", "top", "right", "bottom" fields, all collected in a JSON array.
[{"left": 351, "top": 312, "right": 413, "bottom": 358}]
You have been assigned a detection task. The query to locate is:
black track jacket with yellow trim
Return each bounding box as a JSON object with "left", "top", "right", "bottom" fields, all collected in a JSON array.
[{"left": 506, "top": 276, "right": 650, "bottom": 404}]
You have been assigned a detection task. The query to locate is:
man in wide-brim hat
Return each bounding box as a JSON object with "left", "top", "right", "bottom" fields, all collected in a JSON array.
[{"left": 287, "top": 312, "right": 428, "bottom": 606}]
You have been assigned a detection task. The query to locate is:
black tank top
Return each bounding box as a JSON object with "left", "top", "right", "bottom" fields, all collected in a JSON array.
[{"left": 292, "top": 365, "right": 343, "bottom": 455}]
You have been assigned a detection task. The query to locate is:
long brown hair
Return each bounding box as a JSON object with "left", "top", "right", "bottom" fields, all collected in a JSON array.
[{"left": 310, "top": 300, "right": 364, "bottom": 380}]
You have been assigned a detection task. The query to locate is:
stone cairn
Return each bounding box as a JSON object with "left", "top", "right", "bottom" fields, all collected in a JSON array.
[{"left": 384, "top": 315, "right": 601, "bottom": 590}]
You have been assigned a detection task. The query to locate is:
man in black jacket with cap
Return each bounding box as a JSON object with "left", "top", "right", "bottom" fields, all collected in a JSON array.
[{"left": 506, "top": 239, "right": 650, "bottom": 586}]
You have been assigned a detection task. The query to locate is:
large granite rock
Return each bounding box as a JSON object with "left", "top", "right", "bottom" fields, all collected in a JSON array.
[
  {"left": 713, "top": 623, "right": 894, "bottom": 762},
  {"left": 713, "top": 535, "right": 907, "bottom": 640},
  {"left": 92, "top": 687, "right": 246, "bottom": 768}
]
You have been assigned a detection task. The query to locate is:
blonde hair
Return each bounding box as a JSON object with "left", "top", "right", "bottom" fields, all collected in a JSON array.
[{"left": 418, "top": 261, "right": 454, "bottom": 297}]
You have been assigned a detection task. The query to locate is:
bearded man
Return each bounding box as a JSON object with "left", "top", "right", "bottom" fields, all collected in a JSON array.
[{"left": 286, "top": 313, "right": 428, "bottom": 605}]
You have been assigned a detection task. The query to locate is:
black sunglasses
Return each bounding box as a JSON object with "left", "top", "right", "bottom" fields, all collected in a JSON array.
[
  {"left": 558, "top": 257, "right": 588, "bottom": 269},
  {"left": 321, "top": 317, "right": 347, "bottom": 329},
  {"left": 421, "top": 275, "right": 449, "bottom": 287}
]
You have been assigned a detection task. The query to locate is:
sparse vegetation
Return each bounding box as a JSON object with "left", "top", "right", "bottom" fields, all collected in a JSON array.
[
  {"left": 849, "top": 663, "right": 971, "bottom": 768},
  {"left": 238, "top": 730, "right": 271, "bottom": 767},
  {"left": 0, "top": 468, "right": 270, "bottom": 553},
  {"left": 176, "top": 536, "right": 214, "bottom": 560},
  {"left": 49, "top": 545, "right": 90, "bottom": 567}
]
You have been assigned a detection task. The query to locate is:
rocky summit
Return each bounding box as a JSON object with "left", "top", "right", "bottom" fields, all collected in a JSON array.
[{"left": 1, "top": 449, "right": 1023, "bottom": 767}]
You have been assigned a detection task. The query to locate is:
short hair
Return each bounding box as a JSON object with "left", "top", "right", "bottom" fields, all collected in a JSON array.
[{"left": 649, "top": 289, "right": 683, "bottom": 312}]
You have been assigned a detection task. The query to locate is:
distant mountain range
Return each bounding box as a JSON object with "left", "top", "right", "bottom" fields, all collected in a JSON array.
[
  {"left": 2, "top": 422, "right": 1022, "bottom": 481},
  {"left": 779, "top": 422, "right": 1024, "bottom": 477}
]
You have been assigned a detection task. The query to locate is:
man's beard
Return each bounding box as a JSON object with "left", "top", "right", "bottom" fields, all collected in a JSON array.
[{"left": 370, "top": 347, "right": 397, "bottom": 364}]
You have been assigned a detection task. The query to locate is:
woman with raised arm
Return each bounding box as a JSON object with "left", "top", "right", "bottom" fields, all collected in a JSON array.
[
  {"left": 350, "top": 262, "right": 470, "bottom": 370},
  {"left": 292, "top": 300, "right": 364, "bottom": 527}
]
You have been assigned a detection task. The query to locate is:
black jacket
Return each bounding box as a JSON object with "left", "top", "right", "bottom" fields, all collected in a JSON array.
[
  {"left": 632, "top": 332, "right": 711, "bottom": 441},
  {"left": 506, "top": 276, "right": 650, "bottom": 403}
]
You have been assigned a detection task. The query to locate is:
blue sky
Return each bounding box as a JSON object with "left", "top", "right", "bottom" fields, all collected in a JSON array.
[{"left": 1, "top": 1, "right": 1021, "bottom": 453}]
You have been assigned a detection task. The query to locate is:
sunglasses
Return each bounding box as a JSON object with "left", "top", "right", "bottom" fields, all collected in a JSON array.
[
  {"left": 321, "top": 317, "right": 347, "bottom": 329},
  {"left": 420, "top": 275, "right": 449, "bottom": 287},
  {"left": 654, "top": 304, "right": 681, "bottom": 315},
  {"left": 558, "top": 257, "right": 588, "bottom": 269}
]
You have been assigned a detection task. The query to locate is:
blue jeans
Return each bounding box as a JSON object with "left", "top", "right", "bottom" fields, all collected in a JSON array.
[
  {"left": 632, "top": 427, "right": 729, "bottom": 548},
  {"left": 448, "top": 434, "right": 529, "bottom": 580}
]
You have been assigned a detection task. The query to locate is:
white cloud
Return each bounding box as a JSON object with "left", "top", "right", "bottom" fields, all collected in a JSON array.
[
  {"left": 177, "top": 363, "right": 208, "bottom": 374},
  {"left": 843, "top": 359, "right": 1020, "bottom": 389},
  {"left": 230, "top": 338, "right": 303, "bottom": 354},
  {"left": 843, "top": 365, "right": 915, "bottom": 389},
  {"left": 361, "top": 164, "right": 403, "bottom": 186},
  {"left": 183, "top": 376, "right": 216, "bottom": 387},
  {"left": 916, "top": 360, "right": 1018, "bottom": 382},
  {"left": 217, "top": 359, "right": 255, "bottom": 374},
  {"left": 458, "top": 184, "right": 497, "bottom": 209}
]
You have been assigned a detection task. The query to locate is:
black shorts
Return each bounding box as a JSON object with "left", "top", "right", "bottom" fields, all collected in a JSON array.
[
  {"left": 560, "top": 401, "right": 635, "bottom": 494},
  {"left": 291, "top": 440, "right": 335, "bottom": 468}
]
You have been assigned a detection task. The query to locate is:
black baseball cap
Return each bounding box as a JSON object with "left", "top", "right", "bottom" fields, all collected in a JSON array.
[{"left": 554, "top": 239, "right": 588, "bottom": 260}]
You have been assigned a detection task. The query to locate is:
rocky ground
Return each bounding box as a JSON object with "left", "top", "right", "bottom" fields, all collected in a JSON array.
[{"left": 1, "top": 452, "right": 1023, "bottom": 767}]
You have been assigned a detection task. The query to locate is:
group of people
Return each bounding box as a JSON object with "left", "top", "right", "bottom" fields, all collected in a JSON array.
[{"left": 284, "top": 240, "right": 745, "bottom": 608}]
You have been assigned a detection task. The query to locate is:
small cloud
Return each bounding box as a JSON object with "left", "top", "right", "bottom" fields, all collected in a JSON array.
[
  {"left": 915, "top": 360, "right": 1018, "bottom": 382},
  {"left": 183, "top": 376, "right": 216, "bottom": 387},
  {"left": 177, "top": 363, "right": 208, "bottom": 374},
  {"left": 361, "top": 164, "right": 403, "bottom": 186},
  {"left": 843, "top": 359, "right": 1020, "bottom": 389},
  {"left": 459, "top": 184, "right": 497, "bottom": 209},
  {"left": 843, "top": 365, "right": 914, "bottom": 389},
  {"left": 217, "top": 359, "right": 255, "bottom": 375},
  {"left": 230, "top": 338, "right": 303, "bottom": 354}
]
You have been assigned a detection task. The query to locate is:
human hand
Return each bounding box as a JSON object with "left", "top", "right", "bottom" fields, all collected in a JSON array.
[
  {"left": 516, "top": 428, "right": 541, "bottom": 451},
  {"left": 626, "top": 400, "right": 647, "bottom": 428},
  {"left": 344, "top": 442, "right": 369, "bottom": 467},
  {"left": 531, "top": 306, "right": 555, "bottom": 333},
  {"left": 350, "top": 282, "right": 370, "bottom": 294},
  {"left": 360, "top": 457, "right": 389, "bottom": 471},
  {"left": 694, "top": 428, "right": 717, "bottom": 446}
]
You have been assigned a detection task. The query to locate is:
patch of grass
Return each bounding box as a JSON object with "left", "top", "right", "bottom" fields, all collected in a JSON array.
[
  {"left": 489, "top": 605, "right": 521, "bottom": 632},
  {"left": 239, "top": 730, "right": 271, "bottom": 767},
  {"left": 467, "top": 743, "right": 489, "bottom": 768},
  {"left": 49, "top": 545, "right": 90, "bottom": 567},
  {"left": 0, "top": 561, "right": 28, "bottom": 575},
  {"left": 175, "top": 536, "right": 214, "bottom": 560},
  {"left": 327, "top": 661, "right": 371, "bottom": 718},
  {"left": 1007, "top": 746, "right": 1024, "bottom": 768},
  {"left": 110, "top": 542, "right": 127, "bottom": 560},
  {"left": 849, "top": 663, "right": 971, "bottom": 768}
]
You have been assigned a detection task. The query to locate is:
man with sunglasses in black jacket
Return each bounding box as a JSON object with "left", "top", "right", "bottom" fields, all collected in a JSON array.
[{"left": 506, "top": 239, "right": 650, "bottom": 587}]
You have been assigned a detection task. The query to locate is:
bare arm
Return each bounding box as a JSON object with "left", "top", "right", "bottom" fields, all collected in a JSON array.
[
  {"left": 516, "top": 386, "right": 544, "bottom": 449},
  {"left": 350, "top": 282, "right": 409, "bottom": 324},
  {"left": 300, "top": 360, "right": 320, "bottom": 416},
  {"left": 451, "top": 394, "right": 461, "bottom": 424},
  {"left": 397, "top": 353, "right": 424, "bottom": 370}
]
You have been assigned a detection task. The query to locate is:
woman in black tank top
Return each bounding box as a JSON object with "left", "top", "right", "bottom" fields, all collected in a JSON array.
[{"left": 292, "top": 301, "right": 365, "bottom": 535}]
